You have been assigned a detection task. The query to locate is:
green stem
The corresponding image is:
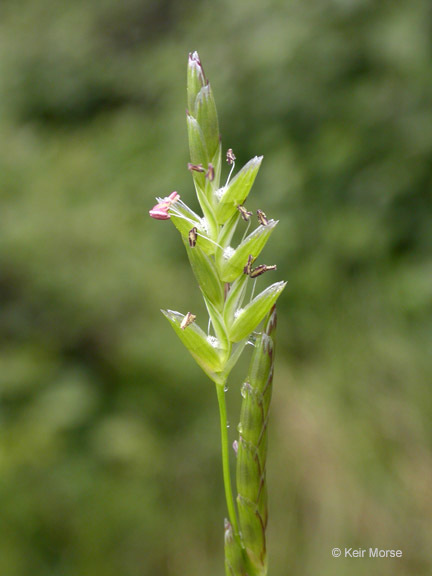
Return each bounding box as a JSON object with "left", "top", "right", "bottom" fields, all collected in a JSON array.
[{"left": 216, "top": 381, "right": 239, "bottom": 536}]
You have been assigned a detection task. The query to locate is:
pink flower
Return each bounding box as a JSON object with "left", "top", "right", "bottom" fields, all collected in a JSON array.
[
  {"left": 149, "top": 206, "right": 170, "bottom": 220},
  {"left": 149, "top": 191, "right": 180, "bottom": 220}
]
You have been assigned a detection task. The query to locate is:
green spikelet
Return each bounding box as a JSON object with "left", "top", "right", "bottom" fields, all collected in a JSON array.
[
  {"left": 224, "top": 519, "right": 248, "bottom": 576},
  {"left": 236, "top": 306, "right": 277, "bottom": 576}
]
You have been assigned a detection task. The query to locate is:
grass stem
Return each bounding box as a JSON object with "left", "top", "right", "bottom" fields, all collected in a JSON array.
[{"left": 216, "top": 381, "right": 239, "bottom": 536}]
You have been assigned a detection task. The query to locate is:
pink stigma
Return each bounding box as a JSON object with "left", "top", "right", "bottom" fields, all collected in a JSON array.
[
  {"left": 149, "top": 208, "right": 170, "bottom": 220},
  {"left": 149, "top": 191, "right": 180, "bottom": 220}
]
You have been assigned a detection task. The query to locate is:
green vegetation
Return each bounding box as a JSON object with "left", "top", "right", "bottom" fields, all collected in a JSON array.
[{"left": 1, "top": 1, "right": 431, "bottom": 575}]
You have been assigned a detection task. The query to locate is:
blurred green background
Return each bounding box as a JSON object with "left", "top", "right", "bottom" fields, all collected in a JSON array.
[{"left": 1, "top": 1, "right": 431, "bottom": 575}]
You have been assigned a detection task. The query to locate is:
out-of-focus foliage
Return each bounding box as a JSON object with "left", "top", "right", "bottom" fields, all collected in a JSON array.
[{"left": 0, "top": 1, "right": 431, "bottom": 575}]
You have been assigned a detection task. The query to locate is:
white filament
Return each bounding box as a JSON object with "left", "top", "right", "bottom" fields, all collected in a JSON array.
[{"left": 226, "top": 161, "right": 235, "bottom": 186}]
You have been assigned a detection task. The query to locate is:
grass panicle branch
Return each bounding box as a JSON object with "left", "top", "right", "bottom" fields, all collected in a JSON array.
[{"left": 150, "top": 51, "right": 285, "bottom": 576}]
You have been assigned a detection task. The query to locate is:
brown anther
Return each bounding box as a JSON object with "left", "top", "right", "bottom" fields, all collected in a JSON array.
[
  {"left": 187, "top": 163, "right": 205, "bottom": 173},
  {"left": 226, "top": 148, "right": 236, "bottom": 165},
  {"left": 257, "top": 209, "right": 269, "bottom": 226},
  {"left": 206, "top": 163, "right": 215, "bottom": 181},
  {"left": 250, "top": 264, "right": 277, "bottom": 278},
  {"left": 188, "top": 227, "right": 198, "bottom": 248},
  {"left": 180, "top": 311, "right": 196, "bottom": 330},
  {"left": 237, "top": 205, "right": 253, "bottom": 222},
  {"left": 243, "top": 254, "right": 255, "bottom": 275}
]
